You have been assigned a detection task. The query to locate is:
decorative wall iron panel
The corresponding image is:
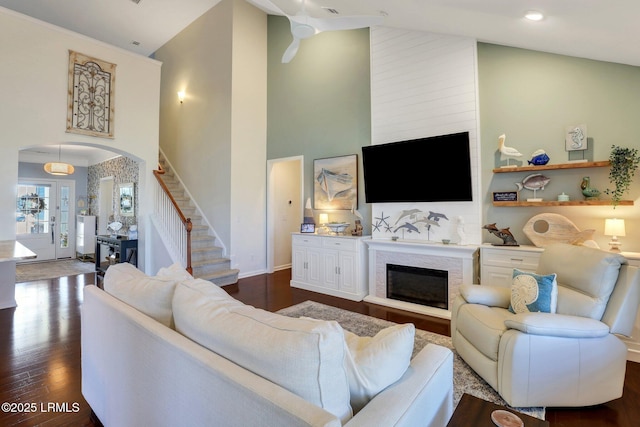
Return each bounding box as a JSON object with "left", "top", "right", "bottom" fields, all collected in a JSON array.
[{"left": 66, "top": 50, "right": 116, "bottom": 138}]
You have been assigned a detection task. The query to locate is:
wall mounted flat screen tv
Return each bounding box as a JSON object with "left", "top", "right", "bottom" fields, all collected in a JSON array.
[{"left": 362, "top": 132, "right": 473, "bottom": 203}]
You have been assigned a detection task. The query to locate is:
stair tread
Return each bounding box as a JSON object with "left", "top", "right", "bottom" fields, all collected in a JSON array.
[
  {"left": 192, "top": 246, "right": 223, "bottom": 253},
  {"left": 191, "top": 258, "right": 230, "bottom": 267},
  {"left": 197, "top": 269, "right": 239, "bottom": 280}
]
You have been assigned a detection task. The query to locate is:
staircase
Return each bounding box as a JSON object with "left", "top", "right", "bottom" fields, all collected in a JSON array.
[{"left": 156, "top": 154, "right": 239, "bottom": 286}]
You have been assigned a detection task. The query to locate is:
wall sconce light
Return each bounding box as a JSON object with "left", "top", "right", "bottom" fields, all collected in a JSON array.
[
  {"left": 177, "top": 91, "right": 185, "bottom": 104},
  {"left": 524, "top": 11, "right": 544, "bottom": 21},
  {"left": 319, "top": 213, "right": 329, "bottom": 225},
  {"left": 604, "top": 218, "right": 626, "bottom": 252}
]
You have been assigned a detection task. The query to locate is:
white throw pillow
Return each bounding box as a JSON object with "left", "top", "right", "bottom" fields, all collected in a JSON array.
[
  {"left": 172, "top": 282, "right": 353, "bottom": 423},
  {"left": 156, "top": 262, "right": 193, "bottom": 280},
  {"left": 173, "top": 278, "right": 244, "bottom": 313},
  {"left": 343, "top": 324, "right": 415, "bottom": 413},
  {"left": 103, "top": 263, "right": 181, "bottom": 327}
]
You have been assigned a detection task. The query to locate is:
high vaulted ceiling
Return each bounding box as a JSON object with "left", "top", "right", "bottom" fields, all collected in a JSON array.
[
  {"left": 1, "top": 0, "right": 639, "bottom": 67},
  {"left": 5, "top": 0, "right": 639, "bottom": 164}
]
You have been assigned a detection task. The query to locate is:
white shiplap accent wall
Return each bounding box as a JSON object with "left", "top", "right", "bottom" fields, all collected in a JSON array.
[{"left": 369, "top": 27, "right": 482, "bottom": 245}]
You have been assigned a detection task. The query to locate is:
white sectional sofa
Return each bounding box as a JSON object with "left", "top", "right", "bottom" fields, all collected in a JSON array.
[{"left": 82, "top": 263, "right": 454, "bottom": 427}]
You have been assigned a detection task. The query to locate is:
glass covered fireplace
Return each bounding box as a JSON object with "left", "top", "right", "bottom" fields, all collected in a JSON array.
[{"left": 386, "top": 264, "right": 448, "bottom": 310}]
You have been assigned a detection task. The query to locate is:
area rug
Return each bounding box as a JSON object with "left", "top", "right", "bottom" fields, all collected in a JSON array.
[
  {"left": 16, "top": 259, "right": 96, "bottom": 283},
  {"left": 277, "top": 300, "right": 545, "bottom": 420}
]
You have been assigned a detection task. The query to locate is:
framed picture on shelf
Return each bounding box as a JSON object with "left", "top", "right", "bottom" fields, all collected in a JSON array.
[
  {"left": 565, "top": 124, "right": 587, "bottom": 151},
  {"left": 493, "top": 191, "right": 519, "bottom": 202},
  {"left": 300, "top": 223, "right": 315, "bottom": 233}
]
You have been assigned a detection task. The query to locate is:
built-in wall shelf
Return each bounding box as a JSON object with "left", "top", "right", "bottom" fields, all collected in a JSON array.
[
  {"left": 493, "top": 199, "right": 633, "bottom": 207},
  {"left": 491, "top": 160, "right": 633, "bottom": 206},
  {"left": 492, "top": 160, "right": 610, "bottom": 174}
]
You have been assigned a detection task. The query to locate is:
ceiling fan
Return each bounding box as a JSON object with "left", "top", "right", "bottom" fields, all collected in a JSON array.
[{"left": 251, "top": 0, "right": 385, "bottom": 63}]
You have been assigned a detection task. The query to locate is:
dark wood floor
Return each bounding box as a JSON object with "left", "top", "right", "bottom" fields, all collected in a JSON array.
[{"left": 0, "top": 269, "right": 637, "bottom": 426}]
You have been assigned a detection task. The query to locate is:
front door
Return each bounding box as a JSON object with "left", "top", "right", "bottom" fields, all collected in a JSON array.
[{"left": 16, "top": 179, "right": 75, "bottom": 262}]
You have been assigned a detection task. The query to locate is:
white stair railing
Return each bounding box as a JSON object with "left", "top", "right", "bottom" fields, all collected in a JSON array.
[{"left": 153, "top": 167, "right": 193, "bottom": 274}]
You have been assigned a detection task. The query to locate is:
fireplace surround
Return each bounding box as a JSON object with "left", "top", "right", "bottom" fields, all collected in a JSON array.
[{"left": 365, "top": 239, "right": 479, "bottom": 319}]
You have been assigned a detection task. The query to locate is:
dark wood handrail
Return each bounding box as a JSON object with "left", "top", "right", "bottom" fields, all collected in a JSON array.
[{"left": 154, "top": 164, "right": 193, "bottom": 274}]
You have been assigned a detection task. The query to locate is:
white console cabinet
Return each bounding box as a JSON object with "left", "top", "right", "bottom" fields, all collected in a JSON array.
[
  {"left": 480, "top": 244, "right": 640, "bottom": 362},
  {"left": 480, "top": 244, "right": 542, "bottom": 286},
  {"left": 291, "top": 233, "right": 368, "bottom": 301}
]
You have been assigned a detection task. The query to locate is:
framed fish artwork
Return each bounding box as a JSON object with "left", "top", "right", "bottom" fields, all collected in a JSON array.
[{"left": 314, "top": 154, "right": 358, "bottom": 210}]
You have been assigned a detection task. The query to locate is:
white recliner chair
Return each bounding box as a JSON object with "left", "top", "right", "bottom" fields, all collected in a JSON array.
[{"left": 452, "top": 243, "right": 640, "bottom": 408}]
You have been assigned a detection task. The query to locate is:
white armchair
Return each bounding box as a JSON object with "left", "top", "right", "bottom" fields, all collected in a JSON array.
[{"left": 452, "top": 243, "right": 640, "bottom": 408}]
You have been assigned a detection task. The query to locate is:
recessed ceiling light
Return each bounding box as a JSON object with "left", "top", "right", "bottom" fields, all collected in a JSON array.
[{"left": 525, "top": 11, "right": 544, "bottom": 21}]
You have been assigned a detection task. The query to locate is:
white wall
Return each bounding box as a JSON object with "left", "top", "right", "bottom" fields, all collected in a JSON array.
[
  {"left": 369, "top": 27, "right": 481, "bottom": 245},
  {"left": 230, "top": 0, "right": 268, "bottom": 277},
  {"left": 0, "top": 7, "right": 161, "bottom": 272}
]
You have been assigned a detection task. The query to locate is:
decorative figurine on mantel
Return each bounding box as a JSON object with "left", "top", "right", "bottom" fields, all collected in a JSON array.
[
  {"left": 580, "top": 176, "right": 600, "bottom": 200},
  {"left": 483, "top": 223, "right": 519, "bottom": 246},
  {"left": 498, "top": 134, "right": 523, "bottom": 167},
  {"left": 456, "top": 216, "right": 467, "bottom": 246}
]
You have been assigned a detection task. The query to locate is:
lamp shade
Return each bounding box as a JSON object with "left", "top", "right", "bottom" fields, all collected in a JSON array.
[
  {"left": 44, "top": 145, "right": 74, "bottom": 176},
  {"left": 604, "top": 218, "right": 625, "bottom": 237},
  {"left": 319, "top": 214, "right": 329, "bottom": 224},
  {"left": 44, "top": 162, "right": 74, "bottom": 176}
]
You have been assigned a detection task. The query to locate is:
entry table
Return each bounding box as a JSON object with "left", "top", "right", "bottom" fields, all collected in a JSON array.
[{"left": 95, "top": 235, "right": 138, "bottom": 276}]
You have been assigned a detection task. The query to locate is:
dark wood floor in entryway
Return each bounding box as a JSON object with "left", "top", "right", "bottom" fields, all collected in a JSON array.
[{"left": 0, "top": 269, "right": 637, "bottom": 426}]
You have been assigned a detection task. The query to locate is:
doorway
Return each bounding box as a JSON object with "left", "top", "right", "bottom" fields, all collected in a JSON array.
[
  {"left": 16, "top": 179, "right": 75, "bottom": 262},
  {"left": 266, "top": 156, "right": 304, "bottom": 273}
]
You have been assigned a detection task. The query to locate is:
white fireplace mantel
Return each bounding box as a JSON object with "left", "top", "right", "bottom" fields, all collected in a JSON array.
[{"left": 364, "top": 239, "right": 479, "bottom": 319}]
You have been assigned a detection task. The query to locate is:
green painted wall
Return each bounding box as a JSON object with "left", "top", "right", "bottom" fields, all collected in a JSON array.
[
  {"left": 479, "top": 43, "right": 640, "bottom": 250},
  {"left": 266, "top": 15, "right": 372, "bottom": 224}
]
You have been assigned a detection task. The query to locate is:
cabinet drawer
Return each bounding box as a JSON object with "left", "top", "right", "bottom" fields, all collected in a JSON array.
[
  {"left": 322, "top": 237, "right": 357, "bottom": 251},
  {"left": 482, "top": 249, "right": 540, "bottom": 270},
  {"left": 292, "top": 234, "right": 322, "bottom": 248},
  {"left": 481, "top": 265, "right": 516, "bottom": 287}
]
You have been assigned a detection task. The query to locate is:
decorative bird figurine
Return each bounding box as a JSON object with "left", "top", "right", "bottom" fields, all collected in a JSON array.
[{"left": 498, "top": 134, "right": 523, "bottom": 167}]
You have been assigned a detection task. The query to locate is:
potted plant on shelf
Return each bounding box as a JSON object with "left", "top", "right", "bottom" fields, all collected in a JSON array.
[{"left": 606, "top": 145, "right": 640, "bottom": 207}]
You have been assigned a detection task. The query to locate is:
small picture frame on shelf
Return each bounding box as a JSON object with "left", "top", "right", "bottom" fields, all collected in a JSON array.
[
  {"left": 493, "top": 191, "right": 519, "bottom": 202},
  {"left": 565, "top": 124, "right": 587, "bottom": 151},
  {"left": 300, "top": 223, "right": 315, "bottom": 233}
]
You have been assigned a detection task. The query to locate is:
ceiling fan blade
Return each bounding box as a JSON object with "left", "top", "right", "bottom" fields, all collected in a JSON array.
[
  {"left": 307, "top": 15, "right": 384, "bottom": 33},
  {"left": 282, "top": 38, "right": 301, "bottom": 63}
]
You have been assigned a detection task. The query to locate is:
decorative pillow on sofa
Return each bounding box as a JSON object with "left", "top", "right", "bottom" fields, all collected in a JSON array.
[
  {"left": 156, "top": 262, "right": 193, "bottom": 281},
  {"left": 343, "top": 324, "right": 415, "bottom": 413},
  {"left": 103, "top": 263, "right": 183, "bottom": 327},
  {"left": 509, "top": 268, "right": 558, "bottom": 314},
  {"left": 172, "top": 281, "right": 353, "bottom": 423}
]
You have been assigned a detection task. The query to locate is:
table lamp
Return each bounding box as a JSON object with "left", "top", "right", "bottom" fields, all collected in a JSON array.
[
  {"left": 604, "top": 218, "right": 625, "bottom": 252},
  {"left": 319, "top": 213, "right": 329, "bottom": 225}
]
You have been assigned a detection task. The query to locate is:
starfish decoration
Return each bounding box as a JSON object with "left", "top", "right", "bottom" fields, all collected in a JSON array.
[{"left": 373, "top": 212, "right": 391, "bottom": 233}]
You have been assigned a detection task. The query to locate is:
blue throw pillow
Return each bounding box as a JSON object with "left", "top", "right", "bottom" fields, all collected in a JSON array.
[{"left": 509, "top": 269, "right": 558, "bottom": 314}]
